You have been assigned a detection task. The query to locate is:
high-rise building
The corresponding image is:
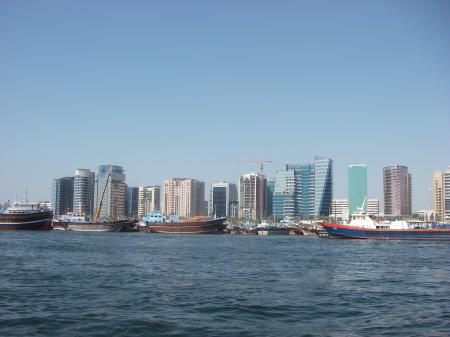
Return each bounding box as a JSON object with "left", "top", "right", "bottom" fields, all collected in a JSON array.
[
  {"left": 273, "top": 169, "right": 299, "bottom": 218},
  {"left": 163, "top": 178, "right": 205, "bottom": 219},
  {"left": 138, "top": 186, "right": 161, "bottom": 218},
  {"left": 432, "top": 171, "right": 444, "bottom": 219},
  {"left": 314, "top": 156, "right": 333, "bottom": 216},
  {"left": 209, "top": 182, "right": 237, "bottom": 218},
  {"left": 95, "top": 165, "right": 127, "bottom": 220},
  {"left": 383, "top": 165, "right": 411, "bottom": 216},
  {"left": 126, "top": 186, "right": 139, "bottom": 218},
  {"left": 433, "top": 167, "right": 450, "bottom": 221},
  {"left": 266, "top": 178, "right": 275, "bottom": 217},
  {"left": 285, "top": 163, "right": 315, "bottom": 218},
  {"left": 238, "top": 172, "right": 267, "bottom": 220},
  {"left": 51, "top": 177, "right": 74, "bottom": 216},
  {"left": 73, "top": 168, "right": 96, "bottom": 218},
  {"left": 348, "top": 164, "right": 367, "bottom": 214},
  {"left": 274, "top": 157, "right": 332, "bottom": 218},
  {"left": 444, "top": 167, "right": 450, "bottom": 221}
]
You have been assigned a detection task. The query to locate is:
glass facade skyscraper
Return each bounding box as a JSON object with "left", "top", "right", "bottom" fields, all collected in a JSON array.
[
  {"left": 210, "top": 182, "right": 237, "bottom": 218},
  {"left": 95, "top": 165, "right": 127, "bottom": 220},
  {"left": 348, "top": 164, "right": 367, "bottom": 215},
  {"left": 73, "top": 168, "right": 96, "bottom": 218},
  {"left": 273, "top": 158, "right": 332, "bottom": 219},
  {"left": 314, "top": 157, "right": 333, "bottom": 216},
  {"left": 51, "top": 177, "right": 74, "bottom": 216},
  {"left": 126, "top": 186, "right": 139, "bottom": 218}
]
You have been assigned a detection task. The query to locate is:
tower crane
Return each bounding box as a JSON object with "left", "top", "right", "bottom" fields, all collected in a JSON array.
[{"left": 224, "top": 159, "right": 272, "bottom": 176}]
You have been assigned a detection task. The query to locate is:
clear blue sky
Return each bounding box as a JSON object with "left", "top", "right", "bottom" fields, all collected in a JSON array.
[{"left": 1, "top": 0, "right": 449, "bottom": 212}]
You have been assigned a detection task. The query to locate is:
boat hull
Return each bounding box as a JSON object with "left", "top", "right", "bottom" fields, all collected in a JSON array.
[
  {"left": 146, "top": 218, "right": 226, "bottom": 234},
  {"left": 256, "top": 228, "right": 291, "bottom": 235},
  {"left": 63, "top": 220, "right": 128, "bottom": 232},
  {"left": 322, "top": 223, "right": 450, "bottom": 240},
  {"left": 0, "top": 211, "right": 53, "bottom": 230}
]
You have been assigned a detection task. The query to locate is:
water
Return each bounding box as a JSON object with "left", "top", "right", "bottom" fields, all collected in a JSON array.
[{"left": 1, "top": 232, "right": 449, "bottom": 337}]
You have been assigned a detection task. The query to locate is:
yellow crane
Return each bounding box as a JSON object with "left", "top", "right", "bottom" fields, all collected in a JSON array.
[{"left": 224, "top": 159, "right": 272, "bottom": 176}]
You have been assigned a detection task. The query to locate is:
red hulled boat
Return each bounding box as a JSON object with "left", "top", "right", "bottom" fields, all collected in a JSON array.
[{"left": 0, "top": 202, "right": 53, "bottom": 230}]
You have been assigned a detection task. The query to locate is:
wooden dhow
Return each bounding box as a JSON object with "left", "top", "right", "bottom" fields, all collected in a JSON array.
[{"left": 144, "top": 212, "right": 226, "bottom": 234}]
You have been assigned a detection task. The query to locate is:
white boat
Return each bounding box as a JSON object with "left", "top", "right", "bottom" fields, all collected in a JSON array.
[{"left": 0, "top": 202, "right": 53, "bottom": 230}]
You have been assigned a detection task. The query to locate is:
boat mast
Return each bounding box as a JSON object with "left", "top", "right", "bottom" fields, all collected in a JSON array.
[{"left": 93, "top": 170, "right": 112, "bottom": 221}]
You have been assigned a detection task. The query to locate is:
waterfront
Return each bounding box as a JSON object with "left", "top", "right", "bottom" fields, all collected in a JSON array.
[{"left": 1, "top": 232, "right": 449, "bottom": 336}]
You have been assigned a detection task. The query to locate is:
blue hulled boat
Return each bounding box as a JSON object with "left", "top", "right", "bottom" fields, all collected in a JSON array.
[{"left": 322, "top": 202, "right": 450, "bottom": 240}]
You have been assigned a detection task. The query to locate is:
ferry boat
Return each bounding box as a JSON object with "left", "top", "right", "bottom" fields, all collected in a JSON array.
[
  {"left": 322, "top": 201, "right": 450, "bottom": 240},
  {"left": 0, "top": 202, "right": 53, "bottom": 230},
  {"left": 143, "top": 211, "right": 226, "bottom": 234}
]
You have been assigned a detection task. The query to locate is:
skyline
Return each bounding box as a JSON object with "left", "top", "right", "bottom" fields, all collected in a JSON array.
[{"left": 1, "top": 1, "right": 449, "bottom": 212}]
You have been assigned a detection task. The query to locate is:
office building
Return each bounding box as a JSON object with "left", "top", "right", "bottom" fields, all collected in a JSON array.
[
  {"left": 367, "top": 199, "right": 380, "bottom": 215},
  {"left": 126, "top": 186, "right": 139, "bottom": 218},
  {"left": 138, "top": 186, "right": 161, "bottom": 218},
  {"left": 238, "top": 172, "right": 267, "bottom": 220},
  {"left": 348, "top": 164, "right": 367, "bottom": 214},
  {"left": 330, "top": 199, "right": 348, "bottom": 219},
  {"left": 51, "top": 177, "right": 74, "bottom": 216},
  {"left": 383, "top": 165, "right": 411, "bottom": 216},
  {"left": 209, "top": 182, "right": 237, "bottom": 218},
  {"left": 95, "top": 165, "right": 127, "bottom": 220},
  {"left": 73, "top": 168, "right": 96, "bottom": 218},
  {"left": 164, "top": 178, "right": 205, "bottom": 219},
  {"left": 273, "top": 157, "right": 332, "bottom": 218},
  {"left": 272, "top": 169, "right": 299, "bottom": 218},
  {"left": 314, "top": 156, "right": 333, "bottom": 216}
]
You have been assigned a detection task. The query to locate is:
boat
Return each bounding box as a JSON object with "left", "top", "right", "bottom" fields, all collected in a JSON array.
[
  {"left": 57, "top": 212, "right": 129, "bottom": 232},
  {"left": 144, "top": 211, "right": 226, "bottom": 234},
  {"left": 0, "top": 202, "right": 53, "bottom": 230},
  {"left": 322, "top": 199, "right": 450, "bottom": 240},
  {"left": 255, "top": 220, "right": 291, "bottom": 235},
  {"left": 58, "top": 170, "right": 131, "bottom": 232}
]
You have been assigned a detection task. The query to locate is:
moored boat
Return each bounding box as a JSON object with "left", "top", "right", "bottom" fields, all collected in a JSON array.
[
  {"left": 322, "top": 222, "right": 450, "bottom": 240},
  {"left": 255, "top": 220, "right": 291, "bottom": 235},
  {"left": 256, "top": 226, "right": 291, "bottom": 235},
  {"left": 144, "top": 211, "right": 226, "bottom": 234},
  {"left": 0, "top": 202, "right": 53, "bottom": 230},
  {"left": 322, "top": 201, "right": 450, "bottom": 240},
  {"left": 57, "top": 212, "right": 129, "bottom": 232}
]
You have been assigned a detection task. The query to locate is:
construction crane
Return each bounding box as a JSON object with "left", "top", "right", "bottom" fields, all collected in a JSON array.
[{"left": 224, "top": 159, "right": 272, "bottom": 176}]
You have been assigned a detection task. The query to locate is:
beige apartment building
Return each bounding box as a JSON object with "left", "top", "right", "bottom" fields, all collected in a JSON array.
[{"left": 163, "top": 178, "right": 205, "bottom": 219}]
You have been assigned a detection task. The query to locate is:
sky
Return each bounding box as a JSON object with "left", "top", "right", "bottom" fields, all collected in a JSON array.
[{"left": 1, "top": 0, "right": 449, "bottom": 212}]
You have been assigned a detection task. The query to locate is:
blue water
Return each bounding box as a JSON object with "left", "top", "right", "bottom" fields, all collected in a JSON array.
[{"left": 1, "top": 232, "right": 449, "bottom": 336}]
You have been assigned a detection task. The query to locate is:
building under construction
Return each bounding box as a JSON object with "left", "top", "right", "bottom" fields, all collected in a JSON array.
[{"left": 238, "top": 172, "right": 267, "bottom": 221}]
